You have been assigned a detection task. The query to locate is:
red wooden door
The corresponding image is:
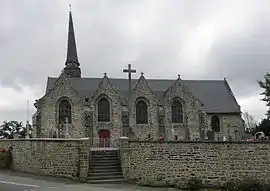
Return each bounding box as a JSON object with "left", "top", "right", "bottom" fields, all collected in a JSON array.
[{"left": 98, "top": 129, "right": 110, "bottom": 147}]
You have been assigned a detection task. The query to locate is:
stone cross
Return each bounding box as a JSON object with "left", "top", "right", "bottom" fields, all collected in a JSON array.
[
  {"left": 123, "top": 64, "right": 136, "bottom": 136},
  {"left": 123, "top": 64, "right": 136, "bottom": 97}
]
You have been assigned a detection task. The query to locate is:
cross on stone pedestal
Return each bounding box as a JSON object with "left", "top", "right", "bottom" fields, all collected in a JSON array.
[
  {"left": 123, "top": 64, "right": 136, "bottom": 136},
  {"left": 123, "top": 64, "right": 136, "bottom": 97}
]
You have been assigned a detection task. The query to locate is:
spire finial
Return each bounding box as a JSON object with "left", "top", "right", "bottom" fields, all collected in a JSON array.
[
  {"left": 69, "top": 4, "right": 71, "bottom": 12},
  {"left": 141, "top": 72, "right": 144, "bottom": 76},
  {"left": 104, "top": 72, "right": 107, "bottom": 76},
  {"left": 178, "top": 74, "right": 181, "bottom": 79}
]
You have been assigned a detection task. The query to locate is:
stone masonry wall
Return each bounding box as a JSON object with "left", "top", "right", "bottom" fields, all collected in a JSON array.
[
  {"left": 37, "top": 74, "right": 85, "bottom": 138},
  {"left": 163, "top": 78, "right": 203, "bottom": 141},
  {"left": 128, "top": 76, "right": 204, "bottom": 141},
  {"left": 90, "top": 75, "right": 122, "bottom": 142},
  {"left": 130, "top": 76, "right": 158, "bottom": 140},
  {"left": 207, "top": 114, "right": 244, "bottom": 141},
  {"left": 121, "top": 140, "right": 270, "bottom": 186},
  {"left": 0, "top": 138, "right": 89, "bottom": 181}
]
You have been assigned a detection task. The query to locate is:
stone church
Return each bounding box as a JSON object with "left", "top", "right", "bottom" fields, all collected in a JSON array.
[{"left": 32, "top": 10, "right": 244, "bottom": 145}]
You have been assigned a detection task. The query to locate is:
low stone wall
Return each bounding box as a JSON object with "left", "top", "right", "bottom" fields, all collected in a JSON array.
[
  {"left": 0, "top": 138, "right": 89, "bottom": 181},
  {"left": 0, "top": 140, "right": 13, "bottom": 149},
  {"left": 120, "top": 140, "right": 270, "bottom": 186}
]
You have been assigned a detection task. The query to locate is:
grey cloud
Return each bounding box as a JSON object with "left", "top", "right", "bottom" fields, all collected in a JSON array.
[
  {"left": 1, "top": 0, "right": 270, "bottom": 101},
  {"left": 205, "top": 22, "right": 270, "bottom": 97},
  {"left": 0, "top": 109, "right": 35, "bottom": 125}
]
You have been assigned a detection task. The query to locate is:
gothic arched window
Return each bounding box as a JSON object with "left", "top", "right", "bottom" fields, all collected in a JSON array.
[
  {"left": 59, "top": 99, "right": 72, "bottom": 124},
  {"left": 136, "top": 100, "right": 148, "bottom": 124},
  {"left": 98, "top": 98, "right": 110, "bottom": 122},
  {"left": 171, "top": 99, "right": 183, "bottom": 123},
  {"left": 211, "top": 115, "right": 220, "bottom": 132}
]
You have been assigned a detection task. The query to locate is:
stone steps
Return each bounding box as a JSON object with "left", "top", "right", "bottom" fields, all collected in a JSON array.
[
  {"left": 87, "top": 178, "right": 126, "bottom": 184},
  {"left": 91, "top": 156, "right": 120, "bottom": 160},
  {"left": 90, "top": 171, "right": 123, "bottom": 176},
  {"left": 91, "top": 161, "right": 121, "bottom": 166},
  {"left": 88, "top": 174, "right": 124, "bottom": 180},
  {"left": 91, "top": 165, "right": 122, "bottom": 170},
  {"left": 91, "top": 150, "right": 119, "bottom": 156},
  {"left": 88, "top": 150, "right": 125, "bottom": 184},
  {"left": 91, "top": 167, "right": 122, "bottom": 173}
]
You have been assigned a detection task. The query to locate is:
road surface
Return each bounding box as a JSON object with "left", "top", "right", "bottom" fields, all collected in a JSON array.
[
  {"left": 0, "top": 171, "right": 76, "bottom": 191},
  {"left": 0, "top": 171, "right": 180, "bottom": 191}
]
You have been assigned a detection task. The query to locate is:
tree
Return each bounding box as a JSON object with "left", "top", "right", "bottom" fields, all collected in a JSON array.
[
  {"left": 258, "top": 72, "right": 270, "bottom": 118},
  {"left": 0, "top": 120, "right": 33, "bottom": 139},
  {"left": 253, "top": 118, "right": 270, "bottom": 136},
  {"left": 258, "top": 72, "right": 270, "bottom": 136},
  {"left": 242, "top": 112, "right": 257, "bottom": 134}
]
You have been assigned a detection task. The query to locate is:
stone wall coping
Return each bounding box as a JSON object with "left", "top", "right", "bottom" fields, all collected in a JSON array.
[
  {"left": 0, "top": 137, "right": 90, "bottom": 142},
  {"left": 128, "top": 140, "right": 270, "bottom": 144}
]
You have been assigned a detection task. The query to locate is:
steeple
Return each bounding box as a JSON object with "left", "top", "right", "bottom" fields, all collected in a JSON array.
[{"left": 64, "top": 5, "right": 81, "bottom": 78}]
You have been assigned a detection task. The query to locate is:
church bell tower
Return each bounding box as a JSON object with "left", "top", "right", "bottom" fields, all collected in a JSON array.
[{"left": 63, "top": 6, "right": 81, "bottom": 78}]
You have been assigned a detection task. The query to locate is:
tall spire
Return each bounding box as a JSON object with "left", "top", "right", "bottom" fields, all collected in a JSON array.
[{"left": 64, "top": 5, "right": 81, "bottom": 78}]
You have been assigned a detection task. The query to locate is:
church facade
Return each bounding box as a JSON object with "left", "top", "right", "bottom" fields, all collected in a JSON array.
[{"left": 32, "top": 10, "right": 244, "bottom": 144}]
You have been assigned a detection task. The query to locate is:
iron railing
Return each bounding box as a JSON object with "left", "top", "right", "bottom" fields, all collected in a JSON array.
[{"left": 90, "top": 138, "right": 120, "bottom": 150}]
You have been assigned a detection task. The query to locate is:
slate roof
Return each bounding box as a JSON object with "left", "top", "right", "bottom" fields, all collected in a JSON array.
[{"left": 46, "top": 77, "right": 241, "bottom": 114}]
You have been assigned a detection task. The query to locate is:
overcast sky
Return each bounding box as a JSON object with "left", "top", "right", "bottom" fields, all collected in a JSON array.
[{"left": 0, "top": 0, "right": 269, "bottom": 124}]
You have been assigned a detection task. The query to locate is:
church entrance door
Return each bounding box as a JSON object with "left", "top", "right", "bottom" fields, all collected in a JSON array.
[{"left": 98, "top": 129, "right": 110, "bottom": 147}]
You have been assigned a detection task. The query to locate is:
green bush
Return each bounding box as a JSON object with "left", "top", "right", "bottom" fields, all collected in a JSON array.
[
  {"left": 136, "top": 175, "right": 269, "bottom": 190},
  {"left": 223, "top": 179, "right": 266, "bottom": 191},
  {"left": 137, "top": 176, "right": 204, "bottom": 190},
  {"left": 164, "top": 178, "right": 178, "bottom": 187},
  {"left": 137, "top": 176, "right": 167, "bottom": 187},
  {"left": 223, "top": 180, "right": 242, "bottom": 191},
  {"left": 187, "top": 177, "right": 203, "bottom": 190}
]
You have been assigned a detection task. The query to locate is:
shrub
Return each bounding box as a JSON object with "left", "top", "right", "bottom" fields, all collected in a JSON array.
[
  {"left": 223, "top": 179, "right": 266, "bottom": 191},
  {"left": 223, "top": 180, "right": 242, "bottom": 191},
  {"left": 137, "top": 176, "right": 167, "bottom": 187},
  {"left": 164, "top": 178, "right": 178, "bottom": 187},
  {"left": 186, "top": 177, "right": 203, "bottom": 190},
  {"left": 240, "top": 179, "right": 265, "bottom": 191},
  {"left": 137, "top": 176, "right": 205, "bottom": 190}
]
